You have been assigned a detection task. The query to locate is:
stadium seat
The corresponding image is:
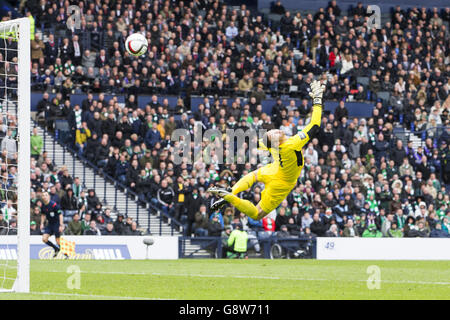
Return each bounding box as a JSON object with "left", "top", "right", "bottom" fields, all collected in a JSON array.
[
  {"left": 377, "top": 91, "right": 390, "bottom": 104},
  {"left": 260, "top": 8, "right": 271, "bottom": 16},
  {"left": 268, "top": 14, "right": 282, "bottom": 22},
  {"left": 357, "top": 77, "right": 370, "bottom": 87}
]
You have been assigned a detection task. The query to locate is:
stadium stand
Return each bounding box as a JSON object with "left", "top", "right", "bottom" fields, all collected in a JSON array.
[{"left": 3, "top": 0, "right": 448, "bottom": 251}]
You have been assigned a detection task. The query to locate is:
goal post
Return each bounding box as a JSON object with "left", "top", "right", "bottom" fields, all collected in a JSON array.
[
  {"left": 16, "top": 17, "right": 31, "bottom": 294},
  {"left": 0, "top": 17, "right": 30, "bottom": 293}
]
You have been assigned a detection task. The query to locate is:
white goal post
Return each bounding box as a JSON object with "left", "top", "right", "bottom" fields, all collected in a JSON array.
[{"left": 0, "top": 17, "right": 30, "bottom": 293}]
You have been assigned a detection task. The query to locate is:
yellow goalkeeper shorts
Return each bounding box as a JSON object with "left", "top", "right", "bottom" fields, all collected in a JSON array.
[{"left": 257, "top": 166, "right": 296, "bottom": 214}]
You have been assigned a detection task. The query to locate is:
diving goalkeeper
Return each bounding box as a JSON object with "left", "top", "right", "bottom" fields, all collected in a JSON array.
[{"left": 208, "top": 79, "right": 326, "bottom": 220}]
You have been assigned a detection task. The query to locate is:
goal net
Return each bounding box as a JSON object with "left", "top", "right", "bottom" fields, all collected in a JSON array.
[{"left": 0, "top": 18, "right": 30, "bottom": 293}]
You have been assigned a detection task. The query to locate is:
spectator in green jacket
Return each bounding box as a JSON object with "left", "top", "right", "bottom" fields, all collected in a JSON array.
[
  {"left": 30, "top": 127, "right": 43, "bottom": 160},
  {"left": 67, "top": 213, "right": 82, "bottom": 235},
  {"left": 227, "top": 223, "right": 248, "bottom": 258},
  {"left": 362, "top": 223, "right": 383, "bottom": 238},
  {"left": 387, "top": 222, "right": 403, "bottom": 237}
]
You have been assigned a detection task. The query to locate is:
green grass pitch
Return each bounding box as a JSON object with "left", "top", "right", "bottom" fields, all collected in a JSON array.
[{"left": 0, "top": 260, "right": 448, "bottom": 300}]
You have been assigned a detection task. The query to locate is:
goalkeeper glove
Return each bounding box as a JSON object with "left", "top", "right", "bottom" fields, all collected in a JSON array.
[{"left": 309, "top": 79, "right": 327, "bottom": 106}]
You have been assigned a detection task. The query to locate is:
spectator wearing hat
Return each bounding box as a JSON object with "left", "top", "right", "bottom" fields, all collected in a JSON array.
[
  {"left": 113, "top": 214, "right": 126, "bottom": 235},
  {"left": 277, "top": 225, "right": 291, "bottom": 238},
  {"left": 7, "top": 219, "right": 17, "bottom": 235},
  {"left": 86, "top": 189, "right": 101, "bottom": 213},
  {"left": 387, "top": 222, "right": 403, "bottom": 238},
  {"left": 60, "top": 188, "right": 78, "bottom": 221},
  {"left": 403, "top": 216, "right": 416, "bottom": 237},
  {"left": 322, "top": 207, "right": 335, "bottom": 227},
  {"left": 271, "top": 0, "right": 286, "bottom": 14},
  {"left": 354, "top": 215, "right": 366, "bottom": 235},
  {"left": 208, "top": 214, "right": 223, "bottom": 237},
  {"left": 30, "top": 221, "right": 41, "bottom": 235}
]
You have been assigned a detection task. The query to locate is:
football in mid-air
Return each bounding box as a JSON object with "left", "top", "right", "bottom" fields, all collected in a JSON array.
[{"left": 125, "top": 33, "right": 148, "bottom": 56}]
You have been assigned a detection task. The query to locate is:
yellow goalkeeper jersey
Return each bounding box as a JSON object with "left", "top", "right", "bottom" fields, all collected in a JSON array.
[{"left": 259, "top": 104, "right": 323, "bottom": 184}]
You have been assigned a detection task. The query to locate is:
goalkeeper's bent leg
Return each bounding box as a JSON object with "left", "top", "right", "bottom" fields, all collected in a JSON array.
[
  {"left": 223, "top": 194, "right": 259, "bottom": 220},
  {"left": 231, "top": 171, "right": 257, "bottom": 195}
]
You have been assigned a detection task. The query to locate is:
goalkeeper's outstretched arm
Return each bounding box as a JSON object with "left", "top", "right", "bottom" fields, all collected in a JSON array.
[
  {"left": 301, "top": 100, "right": 323, "bottom": 141},
  {"left": 294, "top": 80, "right": 326, "bottom": 149}
]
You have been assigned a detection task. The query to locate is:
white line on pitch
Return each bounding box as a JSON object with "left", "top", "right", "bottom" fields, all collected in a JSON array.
[
  {"left": 149, "top": 273, "right": 450, "bottom": 286},
  {"left": 43, "top": 270, "right": 450, "bottom": 286},
  {"left": 30, "top": 291, "right": 171, "bottom": 300}
]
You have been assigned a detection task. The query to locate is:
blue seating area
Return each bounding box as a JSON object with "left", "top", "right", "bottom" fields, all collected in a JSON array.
[{"left": 31, "top": 92, "right": 375, "bottom": 120}]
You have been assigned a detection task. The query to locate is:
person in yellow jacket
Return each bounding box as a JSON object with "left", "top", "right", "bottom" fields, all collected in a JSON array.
[
  {"left": 227, "top": 223, "right": 248, "bottom": 259},
  {"left": 156, "top": 118, "right": 166, "bottom": 139},
  {"left": 26, "top": 11, "right": 35, "bottom": 40},
  {"left": 209, "top": 79, "right": 327, "bottom": 221},
  {"left": 75, "top": 122, "right": 91, "bottom": 156}
]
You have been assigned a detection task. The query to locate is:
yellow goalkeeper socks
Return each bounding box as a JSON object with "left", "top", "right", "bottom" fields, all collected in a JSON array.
[
  {"left": 223, "top": 194, "right": 259, "bottom": 220},
  {"left": 232, "top": 172, "right": 256, "bottom": 195}
]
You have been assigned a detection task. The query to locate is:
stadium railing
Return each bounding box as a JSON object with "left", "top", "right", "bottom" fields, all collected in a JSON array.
[
  {"left": 38, "top": 122, "right": 184, "bottom": 236},
  {"left": 393, "top": 125, "right": 448, "bottom": 148}
]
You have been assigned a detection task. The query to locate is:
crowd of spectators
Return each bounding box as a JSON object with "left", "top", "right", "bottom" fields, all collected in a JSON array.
[
  {"left": 0, "top": 113, "right": 20, "bottom": 235},
  {"left": 14, "top": 0, "right": 450, "bottom": 241},
  {"left": 23, "top": 0, "right": 450, "bottom": 107},
  {"left": 21, "top": 128, "right": 143, "bottom": 236},
  {"left": 28, "top": 143, "right": 143, "bottom": 236}
]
